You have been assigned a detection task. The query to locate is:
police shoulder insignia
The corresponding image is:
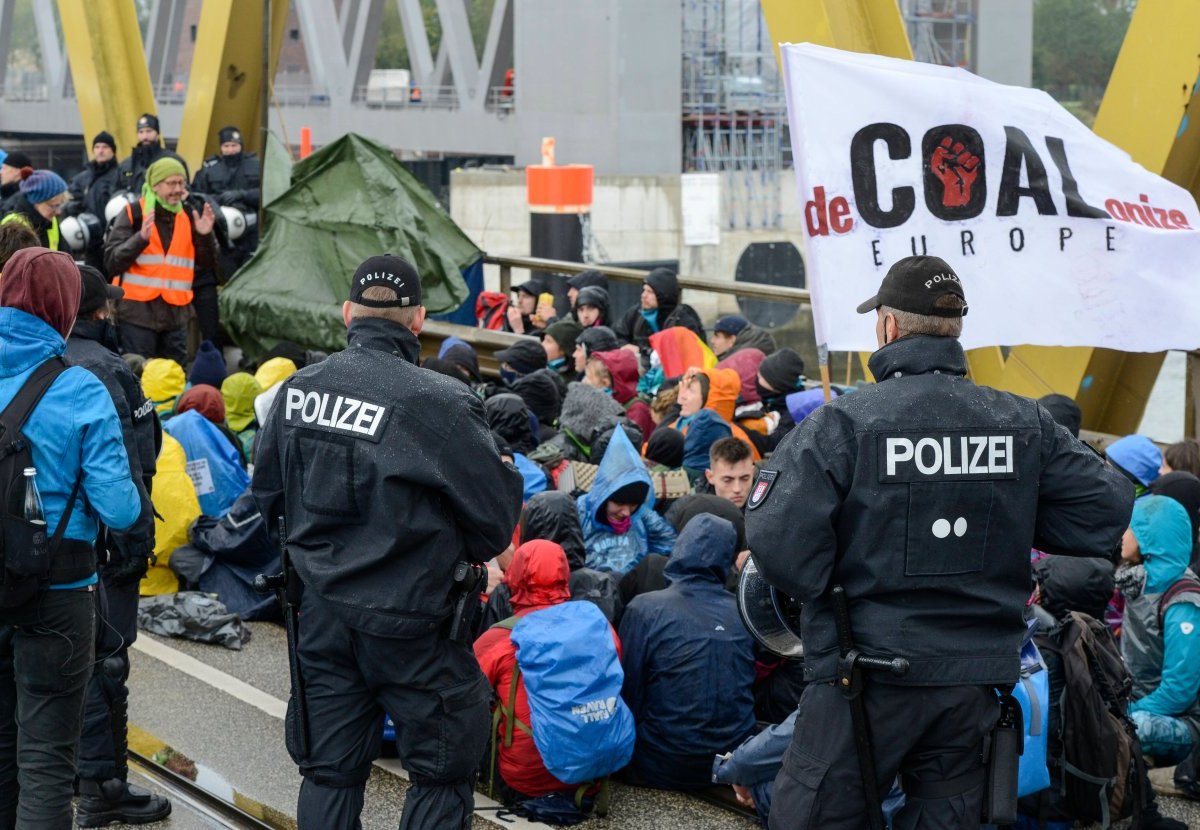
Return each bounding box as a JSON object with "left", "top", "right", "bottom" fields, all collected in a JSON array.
[
  {"left": 747, "top": 469, "right": 778, "bottom": 510},
  {"left": 203, "top": 157, "right": 219, "bottom": 167}
]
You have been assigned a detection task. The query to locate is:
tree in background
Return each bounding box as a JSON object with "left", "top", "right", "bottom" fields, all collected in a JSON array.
[
  {"left": 375, "top": 0, "right": 497, "bottom": 72},
  {"left": 1032, "top": 0, "right": 1136, "bottom": 125}
]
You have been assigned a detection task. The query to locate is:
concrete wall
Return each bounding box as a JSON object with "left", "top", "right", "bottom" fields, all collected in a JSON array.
[{"left": 974, "top": 0, "right": 1033, "bottom": 87}]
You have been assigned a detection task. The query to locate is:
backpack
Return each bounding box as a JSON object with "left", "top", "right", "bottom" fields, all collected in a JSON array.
[
  {"left": 0, "top": 359, "right": 86, "bottom": 608},
  {"left": 476, "top": 291, "right": 509, "bottom": 331},
  {"left": 1157, "top": 576, "right": 1200, "bottom": 627},
  {"left": 490, "top": 602, "right": 636, "bottom": 813},
  {"left": 1032, "top": 611, "right": 1144, "bottom": 829}
]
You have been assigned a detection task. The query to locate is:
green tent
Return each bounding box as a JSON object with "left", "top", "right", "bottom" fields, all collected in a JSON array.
[{"left": 219, "top": 133, "right": 481, "bottom": 357}]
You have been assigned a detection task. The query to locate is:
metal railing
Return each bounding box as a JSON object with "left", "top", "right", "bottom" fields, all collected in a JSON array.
[{"left": 483, "top": 254, "right": 811, "bottom": 305}]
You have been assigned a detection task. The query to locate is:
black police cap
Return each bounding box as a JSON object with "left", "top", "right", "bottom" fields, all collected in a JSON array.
[
  {"left": 350, "top": 254, "right": 422, "bottom": 308},
  {"left": 856, "top": 255, "right": 968, "bottom": 318}
]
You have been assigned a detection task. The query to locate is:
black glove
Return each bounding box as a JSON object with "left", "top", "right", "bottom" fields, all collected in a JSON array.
[
  {"left": 103, "top": 538, "right": 155, "bottom": 586},
  {"left": 218, "top": 190, "right": 242, "bottom": 206}
]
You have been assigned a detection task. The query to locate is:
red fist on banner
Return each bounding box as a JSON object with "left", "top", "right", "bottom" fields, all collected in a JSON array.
[{"left": 931, "top": 136, "right": 980, "bottom": 208}]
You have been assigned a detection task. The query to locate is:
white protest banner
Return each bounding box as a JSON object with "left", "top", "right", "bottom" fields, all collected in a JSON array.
[{"left": 781, "top": 43, "right": 1200, "bottom": 353}]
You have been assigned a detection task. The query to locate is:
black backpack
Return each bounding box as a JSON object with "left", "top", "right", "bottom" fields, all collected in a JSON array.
[
  {"left": 1025, "top": 611, "right": 1144, "bottom": 829},
  {"left": 0, "top": 359, "right": 85, "bottom": 608}
]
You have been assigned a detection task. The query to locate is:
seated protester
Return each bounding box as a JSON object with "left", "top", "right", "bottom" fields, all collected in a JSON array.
[
  {"left": 221, "top": 372, "right": 261, "bottom": 463},
  {"left": 1151, "top": 471, "right": 1200, "bottom": 570},
  {"left": 577, "top": 427, "right": 675, "bottom": 575},
  {"left": 1108, "top": 434, "right": 1164, "bottom": 497},
  {"left": 681, "top": 410, "right": 732, "bottom": 481},
  {"left": 512, "top": 370, "right": 563, "bottom": 444},
  {"left": 176, "top": 384, "right": 244, "bottom": 461},
  {"left": 542, "top": 381, "right": 624, "bottom": 462},
  {"left": 619, "top": 514, "right": 755, "bottom": 791},
  {"left": 659, "top": 367, "right": 761, "bottom": 462},
  {"left": 439, "top": 336, "right": 484, "bottom": 384},
  {"left": 142, "top": 357, "right": 186, "bottom": 419},
  {"left": 1120, "top": 495, "right": 1200, "bottom": 765},
  {"left": 566, "top": 270, "right": 607, "bottom": 316},
  {"left": 542, "top": 320, "right": 582, "bottom": 383},
  {"left": 494, "top": 434, "right": 547, "bottom": 507},
  {"left": 575, "top": 286, "right": 610, "bottom": 329},
  {"left": 251, "top": 356, "right": 298, "bottom": 427},
  {"left": 1161, "top": 438, "right": 1200, "bottom": 478},
  {"left": 1038, "top": 393, "right": 1082, "bottom": 439},
  {"left": 709, "top": 315, "right": 777, "bottom": 360},
  {"left": 485, "top": 393, "right": 539, "bottom": 456},
  {"left": 613, "top": 268, "right": 705, "bottom": 363},
  {"left": 585, "top": 349, "right": 655, "bottom": 439},
  {"left": 493, "top": 337, "right": 549, "bottom": 388},
  {"left": 475, "top": 540, "right": 622, "bottom": 801},
  {"left": 141, "top": 433, "right": 202, "bottom": 595},
  {"left": 505, "top": 278, "right": 549, "bottom": 334},
  {"left": 648, "top": 384, "right": 678, "bottom": 428},
  {"left": 644, "top": 427, "right": 684, "bottom": 471},
  {"left": 702, "top": 436, "right": 756, "bottom": 509},
  {"left": 573, "top": 325, "right": 620, "bottom": 377},
  {"left": 188, "top": 340, "right": 227, "bottom": 389},
  {"left": 738, "top": 348, "right": 806, "bottom": 454},
  {"left": 163, "top": 408, "right": 251, "bottom": 518},
  {"left": 719, "top": 348, "right": 766, "bottom": 407}
]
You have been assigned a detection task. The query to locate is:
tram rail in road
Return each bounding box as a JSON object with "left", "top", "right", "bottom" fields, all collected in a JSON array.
[{"left": 128, "top": 750, "right": 280, "bottom": 830}]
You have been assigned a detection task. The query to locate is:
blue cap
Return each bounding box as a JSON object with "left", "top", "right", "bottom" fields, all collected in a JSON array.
[
  {"left": 1106, "top": 434, "right": 1162, "bottom": 487},
  {"left": 712, "top": 315, "right": 749, "bottom": 336}
]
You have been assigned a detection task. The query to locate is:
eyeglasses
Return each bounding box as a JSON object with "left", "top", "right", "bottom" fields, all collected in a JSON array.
[{"left": 44, "top": 200, "right": 67, "bottom": 213}]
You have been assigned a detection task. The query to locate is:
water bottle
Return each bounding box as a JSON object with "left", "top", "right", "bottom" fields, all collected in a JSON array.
[{"left": 22, "top": 467, "right": 45, "bottom": 526}]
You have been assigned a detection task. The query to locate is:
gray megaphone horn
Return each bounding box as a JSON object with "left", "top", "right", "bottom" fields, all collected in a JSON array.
[{"left": 736, "top": 555, "right": 803, "bottom": 658}]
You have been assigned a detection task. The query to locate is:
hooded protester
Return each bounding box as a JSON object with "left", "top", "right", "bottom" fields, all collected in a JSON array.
[
  {"left": 512, "top": 370, "right": 563, "bottom": 444},
  {"left": 566, "top": 270, "right": 607, "bottom": 312},
  {"left": 485, "top": 393, "right": 539, "bottom": 456},
  {"left": 660, "top": 366, "right": 760, "bottom": 462},
  {"left": 709, "top": 315, "right": 777, "bottom": 360},
  {"left": 544, "top": 381, "right": 625, "bottom": 462},
  {"left": 574, "top": 325, "right": 621, "bottom": 375},
  {"left": 618, "top": 514, "right": 756, "bottom": 791},
  {"left": 739, "top": 348, "right": 806, "bottom": 453},
  {"left": 590, "top": 349, "right": 655, "bottom": 439},
  {"left": 1039, "top": 393, "right": 1083, "bottom": 438},
  {"left": 577, "top": 427, "right": 676, "bottom": 574},
  {"left": 1, "top": 168, "right": 70, "bottom": 251},
  {"left": 644, "top": 428, "right": 685, "bottom": 470},
  {"left": 251, "top": 356, "right": 299, "bottom": 427},
  {"left": 494, "top": 337, "right": 549, "bottom": 387},
  {"left": 504, "top": 278, "right": 547, "bottom": 334},
  {"left": 475, "top": 540, "right": 622, "bottom": 800},
  {"left": 719, "top": 348, "right": 766, "bottom": 405},
  {"left": 590, "top": 421, "right": 645, "bottom": 468},
  {"left": 613, "top": 268, "right": 705, "bottom": 361},
  {"left": 189, "top": 340, "right": 227, "bottom": 389},
  {"left": 176, "top": 384, "right": 246, "bottom": 465},
  {"left": 681, "top": 410, "right": 734, "bottom": 479},
  {"left": 574, "top": 286, "right": 610, "bottom": 329},
  {"left": 1119, "top": 495, "right": 1200, "bottom": 766},
  {"left": 142, "top": 358, "right": 186, "bottom": 418},
  {"left": 221, "top": 372, "right": 261, "bottom": 461},
  {"left": 1108, "top": 434, "right": 1163, "bottom": 496},
  {"left": 163, "top": 409, "right": 251, "bottom": 516}
]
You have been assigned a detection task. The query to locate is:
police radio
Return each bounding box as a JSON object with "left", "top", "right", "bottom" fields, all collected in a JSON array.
[{"left": 736, "top": 555, "right": 804, "bottom": 658}]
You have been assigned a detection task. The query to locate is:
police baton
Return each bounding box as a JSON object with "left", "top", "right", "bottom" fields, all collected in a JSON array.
[{"left": 831, "top": 585, "right": 908, "bottom": 830}]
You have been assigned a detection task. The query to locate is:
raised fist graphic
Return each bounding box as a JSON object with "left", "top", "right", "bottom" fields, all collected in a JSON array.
[{"left": 930, "top": 136, "right": 980, "bottom": 208}]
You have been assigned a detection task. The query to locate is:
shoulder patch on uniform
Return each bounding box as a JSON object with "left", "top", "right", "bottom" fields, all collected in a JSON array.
[
  {"left": 203, "top": 157, "right": 219, "bottom": 168},
  {"left": 281, "top": 385, "right": 391, "bottom": 443},
  {"left": 747, "top": 469, "right": 778, "bottom": 510}
]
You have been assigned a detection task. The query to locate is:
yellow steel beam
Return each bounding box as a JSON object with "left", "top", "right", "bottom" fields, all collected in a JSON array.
[
  {"left": 766, "top": 0, "right": 1200, "bottom": 435},
  {"left": 57, "top": 0, "right": 156, "bottom": 160},
  {"left": 175, "top": 0, "right": 289, "bottom": 174}
]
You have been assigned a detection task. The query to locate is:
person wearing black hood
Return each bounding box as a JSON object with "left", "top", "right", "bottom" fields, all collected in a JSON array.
[
  {"left": 485, "top": 393, "right": 539, "bottom": 455},
  {"left": 734, "top": 348, "right": 806, "bottom": 454},
  {"left": 65, "top": 133, "right": 121, "bottom": 270},
  {"left": 116, "top": 114, "right": 189, "bottom": 194},
  {"left": 512, "top": 371, "right": 562, "bottom": 444},
  {"left": 192, "top": 125, "right": 261, "bottom": 280},
  {"left": 575, "top": 285, "right": 610, "bottom": 329},
  {"left": 252, "top": 254, "right": 523, "bottom": 830},
  {"left": 65, "top": 266, "right": 168, "bottom": 825},
  {"left": 573, "top": 325, "right": 620, "bottom": 375},
  {"left": 613, "top": 268, "right": 705, "bottom": 362},
  {"left": 566, "top": 269, "right": 607, "bottom": 314},
  {"left": 1038, "top": 393, "right": 1082, "bottom": 439}
]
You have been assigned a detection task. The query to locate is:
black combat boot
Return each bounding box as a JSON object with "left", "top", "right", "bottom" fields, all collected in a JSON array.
[
  {"left": 75, "top": 778, "right": 171, "bottom": 827},
  {"left": 1173, "top": 744, "right": 1200, "bottom": 800}
]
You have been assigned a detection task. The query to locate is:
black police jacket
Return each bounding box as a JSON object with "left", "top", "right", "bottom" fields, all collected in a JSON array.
[
  {"left": 117, "top": 144, "right": 189, "bottom": 195},
  {"left": 65, "top": 159, "right": 120, "bottom": 220},
  {"left": 745, "top": 335, "right": 1133, "bottom": 686},
  {"left": 192, "top": 152, "right": 260, "bottom": 212},
  {"left": 251, "top": 317, "right": 524, "bottom": 638}
]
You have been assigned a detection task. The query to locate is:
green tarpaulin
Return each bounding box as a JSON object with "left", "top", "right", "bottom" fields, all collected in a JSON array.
[{"left": 219, "top": 133, "right": 481, "bottom": 358}]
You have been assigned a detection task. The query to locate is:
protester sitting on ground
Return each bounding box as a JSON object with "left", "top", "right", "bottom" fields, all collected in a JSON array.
[
  {"left": 613, "top": 268, "right": 705, "bottom": 363},
  {"left": 575, "top": 286, "right": 610, "bottom": 329},
  {"left": 584, "top": 350, "right": 655, "bottom": 439},
  {"left": 719, "top": 348, "right": 766, "bottom": 406},
  {"left": 681, "top": 410, "right": 733, "bottom": 481},
  {"left": 578, "top": 427, "right": 675, "bottom": 574},
  {"left": 493, "top": 337, "right": 549, "bottom": 388},
  {"left": 511, "top": 370, "right": 563, "bottom": 445},
  {"left": 619, "top": 513, "right": 755, "bottom": 791},
  {"left": 439, "top": 336, "right": 483, "bottom": 384},
  {"left": 485, "top": 392, "right": 539, "bottom": 456},
  {"left": 649, "top": 384, "right": 678, "bottom": 427},
  {"left": 1108, "top": 434, "right": 1164, "bottom": 496},
  {"left": 189, "top": 340, "right": 227, "bottom": 389},
  {"left": 542, "top": 320, "right": 582, "bottom": 382},
  {"left": 644, "top": 427, "right": 685, "bottom": 471},
  {"left": 176, "top": 384, "right": 246, "bottom": 466},
  {"left": 505, "top": 278, "right": 548, "bottom": 334},
  {"left": 566, "top": 270, "right": 607, "bottom": 315},
  {"left": 221, "top": 372, "right": 261, "bottom": 462},
  {"left": 541, "top": 381, "right": 625, "bottom": 462},
  {"left": 0, "top": 218, "right": 38, "bottom": 272},
  {"left": 738, "top": 348, "right": 807, "bottom": 453},
  {"left": 573, "top": 326, "right": 620, "bottom": 376},
  {"left": 701, "top": 436, "right": 756, "bottom": 509},
  {"left": 1161, "top": 439, "right": 1200, "bottom": 478},
  {"left": 142, "top": 357, "right": 186, "bottom": 419},
  {"left": 1, "top": 168, "right": 70, "bottom": 251},
  {"left": 163, "top": 406, "right": 251, "bottom": 518},
  {"left": 1038, "top": 393, "right": 1083, "bottom": 439},
  {"left": 1150, "top": 472, "right": 1200, "bottom": 569},
  {"left": 251, "top": 356, "right": 298, "bottom": 427},
  {"left": 658, "top": 367, "right": 761, "bottom": 462},
  {"left": 708, "top": 315, "right": 777, "bottom": 360},
  {"left": 1119, "top": 495, "right": 1200, "bottom": 766}
]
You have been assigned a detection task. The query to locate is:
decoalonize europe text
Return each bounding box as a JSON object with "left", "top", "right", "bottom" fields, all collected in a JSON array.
[{"left": 803, "top": 121, "right": 1193, "bottom": 266}]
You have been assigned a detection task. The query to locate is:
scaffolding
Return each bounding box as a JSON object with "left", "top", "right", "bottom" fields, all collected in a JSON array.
[
  {"left": 681, "top": 0, "right": 783, "bottom": 230},
  {"left": 901, "top": 0, "right": 976, "bottom": 70}
]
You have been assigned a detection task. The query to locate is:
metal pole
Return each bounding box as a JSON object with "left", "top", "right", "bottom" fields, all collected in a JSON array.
[{"left": 259, "top": 0, "right": 270, "bottom": 230}]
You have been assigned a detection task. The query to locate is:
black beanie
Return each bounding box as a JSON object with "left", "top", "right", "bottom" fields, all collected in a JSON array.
[
  {"left": 92, "top": 131, "right": 117, "bottom": 153},
  {"left": 218, "top": 125, "right": 244, "bottom": 145},
  {"left": 759, "top": 348, "right": 806, "bottom": 393},
  {"left": 607, "top": 481, "right": 648, "bottom": 508},
  {"left": 137, "top": 113, "right": 160, "bottom": 133},
  {"left": 1039, "top": 394, "right": 1082, "bottom": 438},
  {"left": 645, "top": 428, "right": 685, "bottom": 469}
]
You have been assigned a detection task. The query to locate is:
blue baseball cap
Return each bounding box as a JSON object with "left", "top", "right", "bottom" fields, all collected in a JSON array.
[{"left": 711, "top": 315, "right": 749, "bottom": 336}]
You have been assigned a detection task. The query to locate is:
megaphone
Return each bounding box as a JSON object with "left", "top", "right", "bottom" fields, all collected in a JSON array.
[
  {"left": 219, "top": 205, "right": 257, "bottom": 243},
  {"left": 736, "top": 555, "right": 804, "bottom": 658},
  {"left": 58, "top": 213, "right": 105, "bottom": 253},
  {"left": 104, "top": 191, "right": 138, "bottom": 225}
]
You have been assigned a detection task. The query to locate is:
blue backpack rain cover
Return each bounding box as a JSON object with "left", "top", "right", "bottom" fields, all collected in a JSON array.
[
  {"left": 1015, "top": 628, "right": 1051, "bottom": 798},
  {"left": 163, "top": 410, "right": 251, "bottom": 518},
  {"left": 509, "top": 601, "right": 636, "bottom": 784}
]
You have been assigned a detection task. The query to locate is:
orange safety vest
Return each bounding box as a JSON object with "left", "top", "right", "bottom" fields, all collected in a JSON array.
[{"left": 116, "top": 199, "right": 195, "bottom": 306}]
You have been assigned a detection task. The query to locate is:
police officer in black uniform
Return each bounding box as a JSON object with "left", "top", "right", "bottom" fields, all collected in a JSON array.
[
  {"left": 116, "top": 114, "right": 188, "bottom": 196},
  {"left": 191, "top": 125, "right": 260, "bottom": 278},
  {"left": 64, "top": 132, "right": 121, "bottom": 271},
  {"left": 251, "top": 254, "right": 523, "bottom": 830},
  {"left": 745, "top": 255, "right": 1133, "bottom": 829}
]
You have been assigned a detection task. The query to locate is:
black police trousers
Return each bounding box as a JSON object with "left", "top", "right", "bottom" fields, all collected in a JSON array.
[
  {"left": 290, "top": 594, "right": 490, "bottom": 830},
  {"left": 769, "top": 682, "right": 999, "bottom": 830},
  {"left": 77, "top": 577, "right": 139, "bottom": 784}
]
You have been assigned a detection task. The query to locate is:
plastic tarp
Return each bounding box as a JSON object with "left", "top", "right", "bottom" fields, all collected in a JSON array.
[
  {"left": 141, "top": 434, "right": 200, "bottom": 596},
  {"left": 162, "top": 410, "right": 251, "bottom": 518},
  {"left": 219, "top": 133, "right": 483, "bottom": 357}
]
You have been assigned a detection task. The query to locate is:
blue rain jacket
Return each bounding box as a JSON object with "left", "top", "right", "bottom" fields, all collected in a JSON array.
[
  {"left": 164, "top": 410, "right": 251, "bottom": 517},
  {"left": 618, "top": 514, "right": 756, "bottom": 790},
  {"left": 577, "top": 426, "right": 675, "bottom": 575}
]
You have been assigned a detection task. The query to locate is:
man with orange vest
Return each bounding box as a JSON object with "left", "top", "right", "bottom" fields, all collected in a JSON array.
[{"left": 104, "top": 157, "right": 216, "bottom": 362}]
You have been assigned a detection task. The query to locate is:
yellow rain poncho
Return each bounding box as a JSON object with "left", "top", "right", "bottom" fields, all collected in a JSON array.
[
  {"left": 140, "top": 434, "right": 202, "bottom": 596},
  {"left": 142, "top": 358, "right": 186, "bottom": 419}
]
